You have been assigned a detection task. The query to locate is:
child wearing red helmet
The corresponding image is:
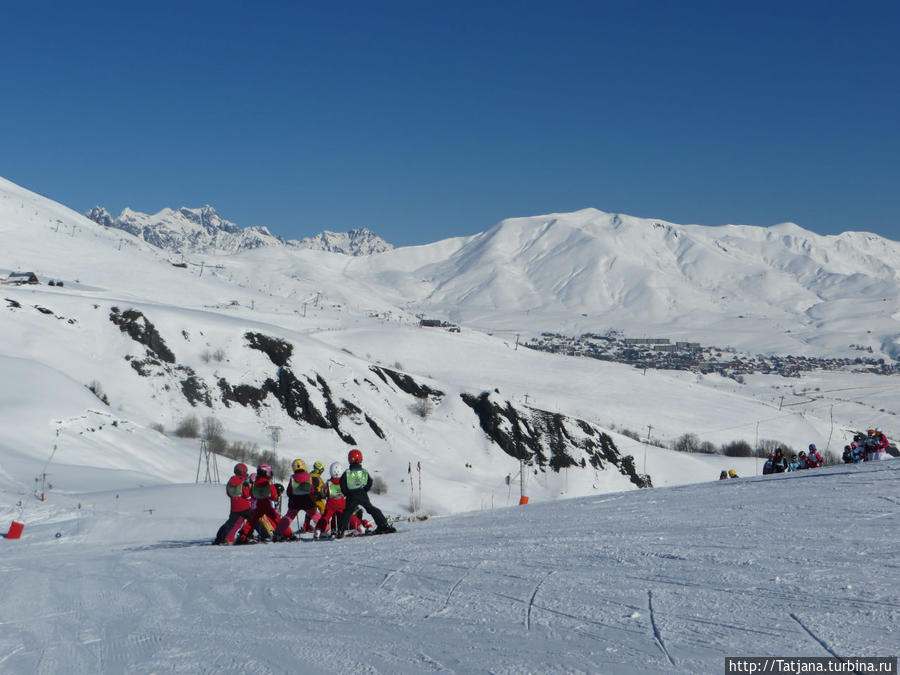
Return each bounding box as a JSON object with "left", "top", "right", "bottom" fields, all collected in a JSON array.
[
  {"left": 335, "top": 449, "right": 395, "bottom": 538},
  {"left": 243, "top": 463, "right": 280, "bottom": 542},
  {"left": 213, "top": 463, "right": 252, "bottom": 545}
]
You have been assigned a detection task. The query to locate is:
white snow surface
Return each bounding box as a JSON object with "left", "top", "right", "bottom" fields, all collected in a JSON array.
[
  {"left": 0, "top": 463, "right": 896, "bottom": 673},
  {"left": 1, "top": 175, "right": 899, "bottom": 672}
]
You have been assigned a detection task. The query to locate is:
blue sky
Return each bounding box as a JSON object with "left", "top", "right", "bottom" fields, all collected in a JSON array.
[{"left": 1, "top": 1, "right": 898, "bottom": 246}]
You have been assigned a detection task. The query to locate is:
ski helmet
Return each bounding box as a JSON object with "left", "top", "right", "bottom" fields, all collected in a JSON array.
[
  {"left": 249, "top": 473, "right": 257, "bottom": 483},
  {"left": 234, "top": 462, "right": 248, "bottom": 477},
  {"left": 292, "top": 459, "right": 306, "bottom": 473},
  {"left": 808, "top": 443, "right": 817, "bottom": 451},
  {"left": 329, "top": 462, "right": 344, "bottom": 479},
  {"left": 348, "top": 448, "right": 363, "bottom": 465},
  {"left": 313, "top": 461, "right": 325, "bottom": 474},
  {"left": 257, "top": 463, "right": 272, "bottom": 479}
]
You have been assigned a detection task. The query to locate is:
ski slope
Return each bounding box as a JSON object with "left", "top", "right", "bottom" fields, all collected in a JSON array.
[{"left": 0, "top": 461, "right": 896, "bottom": 673}]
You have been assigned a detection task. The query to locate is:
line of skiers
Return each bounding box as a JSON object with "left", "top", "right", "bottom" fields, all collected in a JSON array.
[
  {"left": 760, "top": 429, "right": 890, "bottom": 475},
  {"left": 214, "top": 448, "right": 396, "bottom": 545},
  {"left": 842, "top": 428, "right": 889, "bottom": 464},
  {"left": 762, "top": 444, "right": 825, "bottom": 474}
]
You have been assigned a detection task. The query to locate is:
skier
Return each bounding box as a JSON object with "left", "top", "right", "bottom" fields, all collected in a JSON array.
[
  {"left": 335, "top": 449, "right": 395, "bottom": 538},
  {"left": 719, "top": 470, "right": 728, "bottom": 480},
  {"left": 772, "top": 448, "right": 788, "bottom": 473},
  {"left": 786, "top": 454, "right": 804, "bottom": 472},
  {"left": 244, "top": 463, "right": 280, "bottom": 542},
  {"left": 872, "top": 429, "right": 889, "bottom": 460},
  {"left": 728, "top": 469, "right": 738, "bottom": 479},
  {"left": 274, "top": 459, "right": 319, "bottom": 541},
  {"left": 214, "top": 463, "right": 252, "bottom": 545},
  {"left": 842, "top": 445, "right": 854, "bottom": 464},
  {"left": 302, "top": 461, "right": 327, "bottom": 533},
  {"left": 762, "top": 452, "right": 775, "bottom": 475},
  {"left": 864, "top": 429, "right": 882, "bottom": 461},
  {"left": 319, "top": 463, "right": 370, "bottom": 537},
  {"left": 806, "top": 444, "right": 824, "bottom": 468}
]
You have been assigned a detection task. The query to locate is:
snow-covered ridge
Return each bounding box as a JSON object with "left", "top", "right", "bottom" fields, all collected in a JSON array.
[{"left": 84, "top": 204, "right": 394, "bottom": 256}]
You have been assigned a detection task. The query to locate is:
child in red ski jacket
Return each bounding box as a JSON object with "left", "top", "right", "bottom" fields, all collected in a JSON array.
[
  {"left": 274, "top": 459, "right": 320, "bottom": 540},
  {"left": 214, "top": 463, "right": 252, "bottom": 545},
  {"left": 244, "top": 463, "right": 280, "bottom": 542}
]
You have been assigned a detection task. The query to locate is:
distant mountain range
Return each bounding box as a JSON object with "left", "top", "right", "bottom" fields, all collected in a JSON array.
[{"left": 84, "top": 205, "right": 394, "bottom": 256}]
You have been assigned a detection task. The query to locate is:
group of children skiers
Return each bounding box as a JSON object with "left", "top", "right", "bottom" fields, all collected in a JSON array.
[
  {"left": 762, "top": 444, "right": 825, "bottom": 474},
  {"left": 758, "top": 429, "right": 890, "bottom": 475},
  {"left": 842, "top": 428, "right": 890, "bottom": 464},
  {"left": 213, "top": 448, "right": 396, "bottom": 545}
]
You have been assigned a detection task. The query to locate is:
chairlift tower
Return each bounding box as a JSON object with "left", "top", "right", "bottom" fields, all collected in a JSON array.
[{"left": 196, "top": 439, "right": 220, "bottom": 484}]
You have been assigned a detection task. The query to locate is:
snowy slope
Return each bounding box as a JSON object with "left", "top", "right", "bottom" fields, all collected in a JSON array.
[{"left": 0, "top": 462, "right": 895, "bottom": 673}]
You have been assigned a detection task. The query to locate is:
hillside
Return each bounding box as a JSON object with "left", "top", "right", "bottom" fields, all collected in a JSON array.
[{"left": 1, "top": 174, "right": 899, "bottom": 517}]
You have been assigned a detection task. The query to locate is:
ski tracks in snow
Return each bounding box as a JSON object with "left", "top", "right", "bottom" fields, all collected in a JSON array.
[
  {"left": 647, "top": 589, "right": 675, "bottom": 667},
  {"left": 525, "top": 569, "right": 555, "bottom": 630},
  {"left": 789, "top": 612, "right": 842, "bottom": 660}
]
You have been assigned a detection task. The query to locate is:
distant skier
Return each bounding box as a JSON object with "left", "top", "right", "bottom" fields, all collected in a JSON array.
[
  {"left": 871, "top": 429, "right": 889, "bottom": 460},
  {"left": 274, "top": 459, "right": 319, "bottom": 541},
  {"left": 842, "top": 445, "right": 854, "bottom": 464},
  {"left": 335, "top": 449, "right": 395, "bottom": 538},
  {"left": 762, "top": 452, "right": 776, "bottom": 475},
  {"left": 728, "top": 469, "right": 738, "bottom": 479},
  {"left": 772, "top": 449, "right": 788, "bottom": 473},
  {"left": 806, "top": 444, "right": 824, "bottom": 468},
  {"left": 719, "top": 470, "right": 728, "bottom": 480},
  {"left": 214, "top": 463, "right": 252, "bottom": 545},
  {"left": 786, "top": 454, "right": 803, "bottom": 472},
  {"left": 863, "top": 429, "right": 883, "bottom": 461}
]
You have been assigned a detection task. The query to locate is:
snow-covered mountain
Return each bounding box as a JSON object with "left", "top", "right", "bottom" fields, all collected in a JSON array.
[
  {"left": 2, "top": 173, "right": 899, "bottom": 518},
  {"left": 345, "top": 209, "right": 900, "bottom": 359},
  {"left": 293, "top": 227, "right": 394, "bottom": 255},
  {"left": 84, "top": 204, "right": 393, "bottom": 256}
]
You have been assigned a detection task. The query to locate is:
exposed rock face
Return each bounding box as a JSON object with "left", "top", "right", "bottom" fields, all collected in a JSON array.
[{"left": 461, "top": 390, "right": 651, "bottom": 488}]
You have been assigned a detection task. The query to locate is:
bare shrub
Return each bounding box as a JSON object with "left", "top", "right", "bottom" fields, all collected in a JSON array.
[
  {"left": 212, "top": 349, "right": 226, "bottom": 362},
  {"left": 150, "top": 422, "right": 166, "bottom": 434},
  {"left": 721, "top": 440, "right": 753, "bottom": 457},
  {"left": 620, "top": 428, "right": 641, "bottom": 442},
  {"left": 174, "top": 414, "right": 200, "bottom": 438},
  {"left": 696, "top": 441, "right": 718, "bottom": 454},
  {"left": 672, "top": 433, "right": 700, "bottom": 453},
  {"left": 203, "top": 416, "right": 224, "bottom": 441},
  {"left": 87, "top": 380, "right": 109, "bottom": 406},
  {"left": 411, "top": 397, "right": 434, "bottom": 419}
]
